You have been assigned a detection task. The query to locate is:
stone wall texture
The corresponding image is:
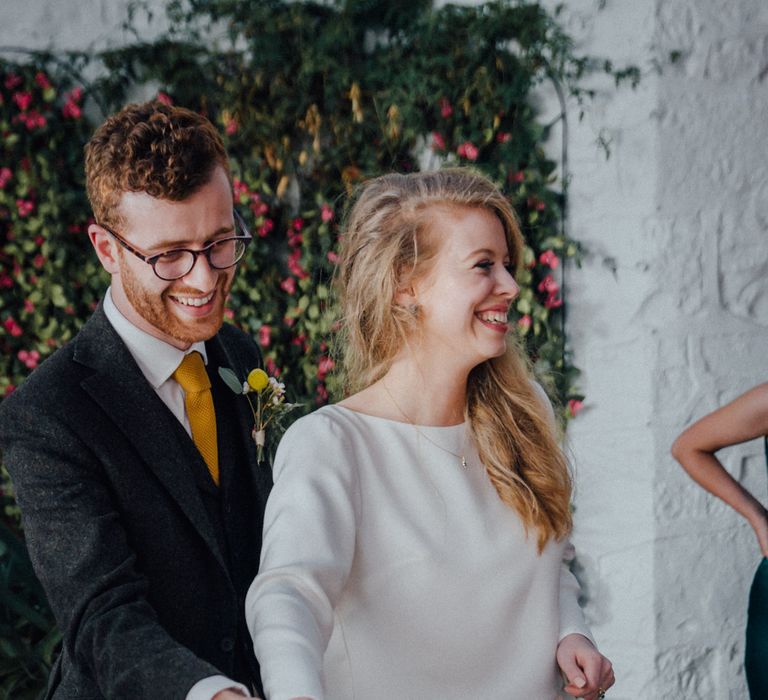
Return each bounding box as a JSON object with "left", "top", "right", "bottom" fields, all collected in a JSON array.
[
  {"left": 555, "top": 1, "right": 768, "bottom": 698},
  {"left": 3, "top": 1, "right": 768, "bottom": 698}
]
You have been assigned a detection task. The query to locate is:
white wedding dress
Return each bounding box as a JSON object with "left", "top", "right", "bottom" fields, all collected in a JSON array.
[{"left": 246, "top": 403, "right": 592, "bottom": 700}]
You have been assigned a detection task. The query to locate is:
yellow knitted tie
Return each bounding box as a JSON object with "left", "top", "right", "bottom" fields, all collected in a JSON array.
[{"left": 173, "top": 351, "right": 219, "bottom": 486}]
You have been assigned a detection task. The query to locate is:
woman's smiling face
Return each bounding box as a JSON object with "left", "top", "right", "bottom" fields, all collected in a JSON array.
[{"left": 405, "top": 205, "right": 520, "bottom": 371}]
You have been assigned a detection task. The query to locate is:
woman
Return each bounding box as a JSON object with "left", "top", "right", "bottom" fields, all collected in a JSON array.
[
  {"left": 246, "top": 168, "right": 614, "bottom": 699},
  {"left": 671, "top": 383, "right": 768, "bottom": 699}
]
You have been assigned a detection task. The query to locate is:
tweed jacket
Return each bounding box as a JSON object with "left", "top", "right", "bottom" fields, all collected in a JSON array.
[{"left": 0, "top": 305, "right": 272, "bottom": 699}]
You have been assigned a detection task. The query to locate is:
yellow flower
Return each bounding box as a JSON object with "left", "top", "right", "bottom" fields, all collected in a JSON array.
[{"left": 247, "top": 368, "right": 269, "bottom": 392}]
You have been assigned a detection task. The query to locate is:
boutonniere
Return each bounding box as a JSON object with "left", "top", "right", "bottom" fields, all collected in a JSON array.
[{"left": 218, "top": 366, "right": 301, "bottom": 462}]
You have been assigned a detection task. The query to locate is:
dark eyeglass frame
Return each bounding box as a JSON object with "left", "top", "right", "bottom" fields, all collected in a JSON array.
[{"left": 99, "top": 210, "right": 252, "bottom": 281}]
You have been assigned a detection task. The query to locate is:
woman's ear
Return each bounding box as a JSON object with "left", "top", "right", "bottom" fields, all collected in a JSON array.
[{"left": 394, "top": 284, "right": 417, "bottom": 309}]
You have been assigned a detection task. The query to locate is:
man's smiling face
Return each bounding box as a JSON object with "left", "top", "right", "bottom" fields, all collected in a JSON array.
[{"left": 109, "top": 166, "right": 237, "bottom": 349}]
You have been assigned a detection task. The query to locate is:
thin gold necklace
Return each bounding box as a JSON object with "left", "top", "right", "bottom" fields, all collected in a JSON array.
[{"left": 381, "top": 380, "right": 469, "bottom": 469}]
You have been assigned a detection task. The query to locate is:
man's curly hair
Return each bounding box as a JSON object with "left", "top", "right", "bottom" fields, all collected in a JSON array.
[{"left": 85, "top": 101, "right": 229, "bottom": 228}]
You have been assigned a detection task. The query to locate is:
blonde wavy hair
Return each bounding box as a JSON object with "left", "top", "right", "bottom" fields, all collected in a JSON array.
[{"left": 335, "top": 168, "right": 572, "bottom": 550}]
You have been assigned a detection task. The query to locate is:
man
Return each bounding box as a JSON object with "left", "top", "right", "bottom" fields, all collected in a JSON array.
[{"left": 0, "top": 101, "right": 271, "bottom": 699}]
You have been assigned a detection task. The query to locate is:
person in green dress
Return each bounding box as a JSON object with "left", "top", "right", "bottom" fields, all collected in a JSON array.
[{"left": 672, "top": 383, "right": 768, "bottom": 699}]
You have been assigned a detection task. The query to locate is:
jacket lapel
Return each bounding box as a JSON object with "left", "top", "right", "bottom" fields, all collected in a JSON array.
[
  {"left": 206, "top": 332, "right": 263, "bottom": 471},
  {"left": 72, "top": 306, "right": 227, "bottom": 573}
]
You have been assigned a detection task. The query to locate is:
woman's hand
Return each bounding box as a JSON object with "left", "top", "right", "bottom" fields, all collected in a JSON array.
[{"left": 557, "top": 633, "right": 614, "bottom": 699}]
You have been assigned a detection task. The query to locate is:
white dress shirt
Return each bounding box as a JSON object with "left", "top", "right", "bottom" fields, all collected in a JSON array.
[{"left": 103, "top": 288, "right": 251, "bottom": 700}]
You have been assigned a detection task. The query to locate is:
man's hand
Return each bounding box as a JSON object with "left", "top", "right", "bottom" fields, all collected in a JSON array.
[{"left": 557, "top": 633, "right": 615, "bottom": 699}]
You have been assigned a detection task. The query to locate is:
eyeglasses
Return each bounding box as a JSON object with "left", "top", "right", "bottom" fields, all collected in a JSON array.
[{"left": 100, "top": 210, "right": 252, "bottom": 281}]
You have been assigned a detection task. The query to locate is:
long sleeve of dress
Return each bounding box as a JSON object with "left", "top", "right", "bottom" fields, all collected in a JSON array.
[
  {"left": 529, "top": 381, "right": 594, "bottom": 644},
  {"left": 558, "top": 543, "right": 595, "bottom": 643},
  {"left": 245, "top": 413, "right": 360, "bottom": 700},
  {"left": 246, "top": 401, "right": 593, "bottom": 700}
]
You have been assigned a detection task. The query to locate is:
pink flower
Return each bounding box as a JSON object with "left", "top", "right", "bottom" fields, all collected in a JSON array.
[
  {"left": 0, "top": 274, "right": 13, "bottom": 289},
  {"left": 33, "top": 254, "right": 45, "bottom": 269},
  {"left": 16, "top": 199, "right": 35, "bottom": 217},
  {"left": 544, "top": 293, "right": 563, "bottom": 309},
  {"left": 64, "top": 305, "right": 75, "bottom": 315},
  {"left": 17, "top": 349, "right": 40, "bottom": 370},
  {"left": 320, "top": 204, "right": 334, "bottom": 223},
  {"left": 23, "top": 299, "right": 34, "bottom": 313},
  {"left": 156, "top": 92, "right": 173, "bottom": 106},
  {"left": 265, "top": 357, "right": 280, "bottom": 377},
  {"left": 4, "top": 73, "right": 23, "bottom": 90},
  {"left": 280, "top": 277, "right": 297, "bottom": 295},
  {"left": 527, "top": 196, "right": 546, "bottom": 212},
  {"left": 34, "top": 72, "right": 52, "bottom": 90},
  {"left": 496, "top": 131, "right": 511, "bottom": 143},
  {"left": 3, "top": 317, "right": 23, "bottom": 337},
  {"left": 233, "top": 177, "right": 249, "bottom": 199},
  {"left": 62, "top": 100, "right": 82, "bottom": 119},
  {"left": 511, "top": 170, "right": 525, "bottom": 184},
  {"left": 13, "top": 91, "right": 33, "bottom": 111},
  {"left": 292, "top": 217, "right": 304, "bottom": 232},
  {"left": 259, "top": 324, "right": 272, "bottom": 347},
  {"left": 225, "top": 118, "right": 238, "bottom": 135},
  {"left": 440, "top": 98, "right": 453, "bottom": 118},
  {"left": 69, "top": 87, "right": 83, "bottom": 102},
  {"left": 537, "top": 274, "right": 559, "bottom": 294},
  {"left": 517, "top": 314, "right": 531, "bottom": 331},
  {"left": 431, "top": 132, "right": 446, "bottom": 151},
  {"left": 317, "top": 356, "right": 335, "bottom": 380},
  {"left": 0, "top": 167, "right": 12, "bottom": 189},
  {"left": 21, "top": 110, "right": 47, "bottom": 130},
  {"left": 567, "top": 399, "right": 584, "bottom": 418},
  {"left": 258, "top": 219, "right": 274, "bottom": 237},
  {"left": 288, "top": 249, "right": 309, "bottom": 279},
  {"left": 316, "top": 382, "right": 329, "bottom": 404},
  {"left": 223, "top": 307, "right": 234, "bottom": 320},
  {"left": 539, "top": 249, "right": 560, "bottom": 269},
  {"left": 34, "top": 235, "right": 44, "bottom": 245},
  {"left": 327, "top": 251, "right": 339, "bottom": 264},
  {"left": 457, "top": 141, "right": 479, "bottom": 161}
]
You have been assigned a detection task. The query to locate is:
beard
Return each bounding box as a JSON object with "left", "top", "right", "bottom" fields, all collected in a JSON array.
[{"left": 118, "top": 253, "right": 233, "bottom": 346}]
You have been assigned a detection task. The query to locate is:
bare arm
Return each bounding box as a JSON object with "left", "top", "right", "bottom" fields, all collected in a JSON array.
[{"left": 671, "top": 383, "right": 768, "bottom": 555}]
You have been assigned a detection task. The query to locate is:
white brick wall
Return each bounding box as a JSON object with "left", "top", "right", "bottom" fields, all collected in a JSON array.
[
  {"left": 555, "top": 1, "right": 768, "bottom": 697},
  {"left": 4, "top": 1, "right": 768, "bottom": 697}
]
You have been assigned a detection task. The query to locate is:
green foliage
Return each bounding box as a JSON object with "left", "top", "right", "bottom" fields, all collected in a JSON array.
[
  {"left": 92, "top": 0, "right": 628, "bottom": 408},
  {"left": 0, "top": 493, "right": 61, "bottom": 699},
  {"left": 0, "top": 1, "right": 635, "bottom": 694}
]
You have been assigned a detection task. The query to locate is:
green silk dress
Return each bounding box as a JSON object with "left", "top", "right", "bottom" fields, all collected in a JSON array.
[{"left": 745, "top": 437, "right": 768, "bottom": 698}]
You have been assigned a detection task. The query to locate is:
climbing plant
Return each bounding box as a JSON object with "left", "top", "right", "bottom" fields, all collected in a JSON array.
[{"left": 0, "top": 1, "right": 637, "bottom": 695}]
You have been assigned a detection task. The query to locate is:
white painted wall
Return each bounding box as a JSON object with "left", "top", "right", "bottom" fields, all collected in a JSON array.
[
  {"left": 554, "top": 1, "right": 768, "bottom": 698},
  {"left": 0, "top": 0, "right": 168, "bottom": 51},
  {"left": 4, "top": 1, "right": 768, "bottom": 698}
]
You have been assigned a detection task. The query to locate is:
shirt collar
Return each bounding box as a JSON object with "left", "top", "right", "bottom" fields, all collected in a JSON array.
[{"left": 103, "top": 287, "right": 208, "bottom": 390}]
